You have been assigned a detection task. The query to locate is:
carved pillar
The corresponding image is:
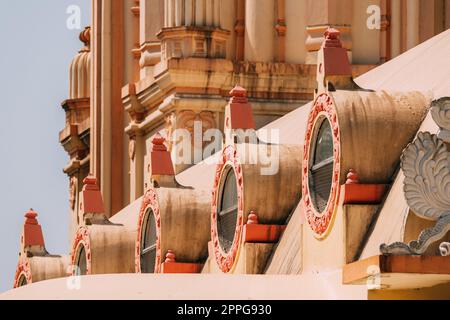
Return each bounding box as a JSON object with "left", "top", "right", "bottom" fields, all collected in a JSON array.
[
  {"left": 304, "top": 0, "right": 353, "bottom": 64},
  {"left": 275, "top": 0, "right": 287, "bottom": 63},
  {"left": 380, "top": 0, "right": 391, "bottom": 63},
  {"left": 159, "top": 0, "right": 229, "bottom": 61},
  {"left": 91, "top": 0, "right": 125, "bottom": 217},
  {"left": 390, "top": 0, "right": 401, "bottom": 58},
  {"left": 130, "top": 0, "right": 141, "bottom": 83},
  {"left": 406, "top": 0, "right": 420, "bottom": 50},
  {"left": 129, "top": 130, "right": 145, "bottom": 201},
  {"left": 419, "top": 0, "right": 446, "bottom": 43},
  {"left": 140, "top": 0, "right": 164, "bottom": 79},
  {"left": 235, "top": 0, "right": 245, "bottom": 61},
  {"left": 245, "top": 0, "right": 275, "bottom": 62}
]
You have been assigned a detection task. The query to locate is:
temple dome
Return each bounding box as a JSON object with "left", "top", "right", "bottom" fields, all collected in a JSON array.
[{"left": 69, "top": 27, "right": 91, "bottom": 99}]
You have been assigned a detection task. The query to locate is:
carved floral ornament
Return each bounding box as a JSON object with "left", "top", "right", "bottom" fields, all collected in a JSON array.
[
  {"left": 381, "top": 98, "right": 450, "bottom": 256},
  {"left": 69, "top": 176, "right": 77, "bottom": 210},
  {"left": 302, "top": 93, "right": 341, "bottom": 238},
  {"left": 70, "top": 226, "right": 92, "bottom": 275},
  {"left": 135, "top": 188, "right": 162, "bottom": 273},
  {"left": 13, "top": 258, "right": 32, "bottom": 288},
  {"left": 211, "top": 145, "right": 245, "bottom": 273}
]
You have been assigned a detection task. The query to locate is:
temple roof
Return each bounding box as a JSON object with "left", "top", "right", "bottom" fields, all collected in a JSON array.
[{"left": 355, "top": 29, "right": 450, "bottom": 100}]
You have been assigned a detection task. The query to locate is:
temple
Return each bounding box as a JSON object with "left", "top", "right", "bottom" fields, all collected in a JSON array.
[{"left": 3, "top": 0, "right": 450, "bottom": 300}]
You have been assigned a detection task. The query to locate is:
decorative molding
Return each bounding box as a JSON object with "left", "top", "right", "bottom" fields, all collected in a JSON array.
[
  {"left": 70, "top": 226, "right": 91, "bottom": 275},
  {"left": 135, "top": 188, "right": 162, "bottom": 273},
  {"left": 431, "top": 97, "right": 450, "bottom": 143},
  {"left": 381, "top": 214, "right": 450, "bottom": 255},
  {"left": 211, "top": 145, "right": 245, "bottom": 273},
  {"left": 402, "top": 132, "right": 450, "bottom": 220},
  {"left": 13, "top": 257, "right": 32, "bottom": 288},
  {"left": 129, "top": 137, "right": 136, "bottom": 161},
  {"left": 302, "top": 93, "right": 341, "bottom": 238},
  {"left": 69, "top": 176, "right": 77, "bottom": 210},
  {"left": 381, "top": 131, "right": 450, "bottom": 256}
]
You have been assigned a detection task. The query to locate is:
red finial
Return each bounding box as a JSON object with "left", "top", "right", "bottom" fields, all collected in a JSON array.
[
  {"left": 226, "top": 85, "right": 255, "bottom": 130},
  {"left": 325, "top": 28, "right": 340, "bottom": 39},
  {"left": 247, "top": 211, "right": 259, "bottom": 225},
  {"left": 165, "top": 250, "right": 176, "bottom": 263},
  {"left": 83, "top": 174, "right": 99, "bottom": 191},
  {"left": 346, "top": 169, "right": 360, "bottom": 184},
  {"left": 152, "top": 133, "right": 168, "bottom": 152},
  {"left": 230, "top": 85, "right": 247, "bottom": 98},
  {"left": 23, "top": 209, "right": 45, "bottom": 247},
  {"left": 323, "top": 28, "right": 342, "bottom": 48},
  {"left": 25, "top": 209, "right": 38, "bottom": 221}
]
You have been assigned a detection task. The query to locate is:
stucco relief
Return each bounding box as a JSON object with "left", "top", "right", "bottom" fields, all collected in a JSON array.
[
  {"left": 69, "top": 176, "right": 77, "bottom": 210},
  {"left": 13, "top": 258, "right": 32, "bottom": 288},
  {"left": 135, "top": 188, "right": 162, "bottom": 273},
  {"left": 431, "top": 97, "right": 450, "bottom": 142},
  {"left": 302, "top": 93, "right": 341, "bottom": 238},
  {"left": 381, "top": 129, "right": 450, "bottom": 256},
  {"left": 70, "top": 226, "right": 92, "bottom": 275},
  {"left": 211, "top": 145, "right": 245, "bottom": 273}
]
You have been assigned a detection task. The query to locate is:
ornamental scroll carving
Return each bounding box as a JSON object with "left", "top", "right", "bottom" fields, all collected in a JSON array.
[{"left": 381, "top": 98, "right": 450, "bottom": 256}]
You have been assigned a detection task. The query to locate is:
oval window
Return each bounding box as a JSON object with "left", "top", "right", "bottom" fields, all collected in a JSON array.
[
  {"left": 140, "top": 209, "right": 157, "bottom": 273},
  {"left": 76, "top": 244, "right": 87, "bottom": 276},
  {"left": 17, "top": 274, "right": 27, "bottom": 287},
  {"left": 309, "top": 118, "right": 334, "bottom": 213},
  {"left": 217, "top": 167, "right": 238, "bottom": 253}
]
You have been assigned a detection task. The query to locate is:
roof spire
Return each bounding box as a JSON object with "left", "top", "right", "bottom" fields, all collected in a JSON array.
[
  {"left": 316, "top": 28, "right": 356, "bottom": 95},
  {"left": 150, "top": 133, "right": 176, "bottom": 188}
]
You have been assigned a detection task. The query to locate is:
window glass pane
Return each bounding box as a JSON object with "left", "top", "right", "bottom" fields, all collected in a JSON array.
[
  {"left": 217, "top": 168, "right": 238, "bottom": 253},
  {"left": 310, "top": 118, "right": 334, "bottom": 213},
  {"left": 313, "top": 120, "right": 333, "bottom": 165},
  {"left": 77, "top": 245, "right": 87, "bottom": 276},
  {"left": 143, "top": 210, "right": 156, "bottom": 249},
  {"left": 140, "top": 209, "right": 157, "bottom": 274},
  {"left": 221, "top": 170, "right": 237, "bottom": 211},
  {"left": 18, "top": 275, "right": 27, "bottom": 287}
]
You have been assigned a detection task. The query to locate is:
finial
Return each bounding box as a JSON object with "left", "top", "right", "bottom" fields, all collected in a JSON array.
[
  {"left": 247, "top": 211, "right": 259, "bottom": 225},
  {"left": 152, "top": 133, "right": 168, "bottom": 152},
  {"left": 229, "top": 85, "right": 249, "bottom": 104},
  {"left": 346, "top": 169, "right": 360, "bottom": 184},
  {"left": 165, "top": 250, "right": 176, "bottom": 263},
  {"left": 79, "top": 26, "right": 91, "bottom": 48},
  {"left": 25, "top": 209, "right": 38, "bottom": 221},
  {"left": 83, "top": 174, "right": 99, "bottom": 191}
]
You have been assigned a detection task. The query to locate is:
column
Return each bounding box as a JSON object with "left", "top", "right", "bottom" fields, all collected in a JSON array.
[
  {"left": 245, "top": 0, "right": 275, "bottom": 62},
  {"left": 390, "top": 0, "right": 401, "bottom": 58},
  {"left": 275, "top": 0, "right": 287, "bottom": 63},
  {"left": 406, "top": 0, "right": 420, "bottom": 50},
  {"left": 305, "top": 0, "right": 353, "bottom": 64},
  {"left": 140, "top": 0, "right": 163, "bottom": 79},
  {"left": 235, "top": 0, "right": 245, "bottom": 61}
]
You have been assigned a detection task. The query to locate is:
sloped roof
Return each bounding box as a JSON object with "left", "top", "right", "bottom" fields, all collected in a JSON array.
[{"left": 355, "top": 29, "right": 450, "bottom": 99}]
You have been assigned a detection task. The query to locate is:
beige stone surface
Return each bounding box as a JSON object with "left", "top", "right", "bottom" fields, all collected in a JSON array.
[
  {"left": 265, "top": 203, "right": 304, "bottom": 275},
  {"left": 360, "top": 111, "right": 440, "bottom": 259},
  {"left": 1, "top": 274, "right": 368, "bottom": 300},
  {"left": 331, "top": 90, "right": 430, "bottom": 185},
  {"left": 355, "top": 29, "right": 450, "bottom": 100}
]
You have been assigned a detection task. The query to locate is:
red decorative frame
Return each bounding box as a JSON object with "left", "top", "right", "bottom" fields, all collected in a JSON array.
[
  {"left": 13, "top": 257, "right": 32, "bottom": 288},
  {"left": 135, "top": 188, "right": 162, "bottom": 273},
  {"left": 70, "top": 226, "right": 92, "bottom": 275},
  {"left": 302, "top": 93, "right": 341, "bottom": 238},
  {"left": 211, "top": 145, "right": 245, "bottom": 273}
]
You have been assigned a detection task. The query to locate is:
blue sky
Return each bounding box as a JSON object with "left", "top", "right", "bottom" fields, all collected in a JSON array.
[{"left": 0, "top": 0, "right": 90, "bottom": 293}]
